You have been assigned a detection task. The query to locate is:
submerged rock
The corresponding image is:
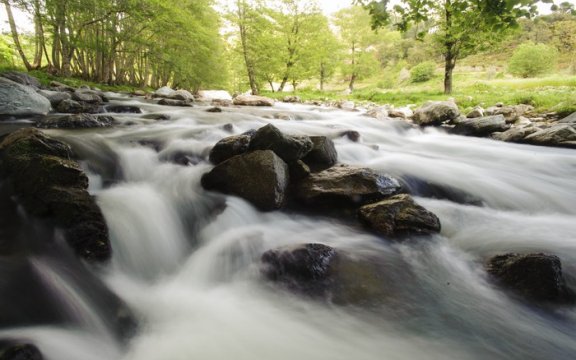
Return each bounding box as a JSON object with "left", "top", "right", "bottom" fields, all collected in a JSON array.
[
  {"left": 103, "top": 104, "right": 142, "bottom": 114},
  {"left": 249, "top": 124, "right": 313, "bottom": 163},
  {"left": 0, "top": 78, "right": 51, "bottom": 118},
  {"left": 209, "top": 134, "right": 252, "bottom": 165},
  {"left": 413, "top": 100, "right": 460, "bottom": 126},
  {"left": 56, "top": 99, "right": 101, "bottom": 114},
  {"left": 0, "top": 342, "right": 43, "bottom": 360},
  {"left": 158, "top": 98, "right": 193, "bottom": 107},
  {"left": 301, "top": 136, "right": 338, "bottom": 171},
  {"left": 36, "top": 114, "right": 115, "bottom": 129},
  {"left": 358, "top": 194, "right": 441, "bottom": 238},
  {"left": 452, "top": 115, "right": 510, "bottom": 137},
  {"left": 294, "top": 164, "right": 402, "bottom": 208},
  {"left": 201, "top": 150, "right": 289, "bottom": 211},
  {"left": 233, "top": 95, "right": 275, "bottom": 107},
  {"left": 486, "top": 253, "right": 575, "bottom": 305}
]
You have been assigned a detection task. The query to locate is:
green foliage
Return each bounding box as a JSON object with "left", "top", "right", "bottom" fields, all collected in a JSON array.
[
  {"left": 410, "top": 61, "right": 436, "bottom": 83},
  {"left": 0, "top": 35, "right": 14, "bottom": 67},
  {"left": 508, "top": 42, "right": 558, "bottom": 78}
]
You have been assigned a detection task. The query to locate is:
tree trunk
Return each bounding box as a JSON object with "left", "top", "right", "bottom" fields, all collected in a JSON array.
[
  {"left": 237, "top": 2, "right": 259, "bottom": 95},
  {"left": 278, "top": 75, "right": 289, "bottom": 92},
  {"left": 319, "top": 63, "right": 325, "bottom": 91},
  {"left": 443, "top": 0, "right": 456, "bottom": 95},
  {"left": 443, "top": 52, "right": 456, "bottom": 95},
  {"left": 348, "top": 73, "right": 357, "bottom": 92},
  {"left": 2, "top": 0, "right": 33, "bottom": 71}
]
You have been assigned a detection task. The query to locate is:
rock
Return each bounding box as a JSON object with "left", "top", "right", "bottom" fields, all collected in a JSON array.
[
  {"left": 452, "top": 115, "right": 510, "bottom": 137},
  {"left": 36, "top": 114, "right": 115, "bottom": 129},
  {"left": 413, "top": 100, "right": 460, "bottom": 126},
  {"left": 132, "top": 89, "right": 147, "bottom": 96},
  {"left": 0, "top": 343, "right": 43, "bottom": 360},
  {"left": 301, "top": 136, "right": 337, "bottom": 171},
  {"left": 0, "top": 78, "right": 51, "bottom": 118},
  {"left": 198, "top": 90, "right": 233, "bottom": 102},
  {"left": 261, "top": 243, "right": 401, "bottom": 305},
  {"left": 486, "top": 104, "right": 534, "bottom": 123},
  {"left": 37, "top": 90, "right": 71, "bottom": 107},
  {"left": 208, "top": 134, "right": 252, "bottom": 165},
  {"left": 153, "top": 86, "right": 175, "bottom": 98},
  {"left": 249, "top": 124, "right": 313, "bottom": 163},
  {"left": 0, "top": 71, "right": 41, "bottom": 89},
  {"left": 365, "top": 106, "right": 389, "bottom": 120},
  {"left": 158, "top": 98, "right": 193, "bottom": 107},
  {"left": 233, "top": 95, "right": 275, "bottom": 107},
  {"left": 339, "top": 101, "right": 356, "bottom": 111},
  {"left": 514, "top": 116, "right": 532, "bottom": 126},
  {"left": 337, "top": 130, "right": 360, "bottom": 142},
  {"left": 49, "top": 81, "right": 75, "bottom": 92},
  {"left": 523, "top": 124, "right": 576, "bottom": 148},
  {"left": 289, "top": 160, "right": 311, "bottom": 181},
  {"left": 211, "top": 99, "right": 232, "bottom": 107},
  {"left": 282, "top": 96, "right": 301, "bottom": 103},
  {"left": 141, "top": 113, "right": 170, "bottom": 121},
  {"left": 388, "top": 107, "right": 413, "bottom": 119},
  {"left": 294, "top": 164, "right": 402, "bottom": 208},
  {"left": 491, "top": 126, "right": 539, "bottom": 143},
  {"left": 201, "top": 150, "right": 289, "bottom": 211},
  {"left": 206, "top": 107, "right": 222, "bottom": 113},
  {"left": 558, "top": 112, "right": 576, "bottom": 124},
  {"left": 358, "top": 194, "right": 441, "bottom": 238},
  {"left": 160, "top": 150, "right": 203, "bottom": 166},
  {"left": 169, "top": 89, "right": 195, "bottom": 101},
  {"left": 56, "top": 99, "right": 101, "bottom": 114},
  {"left": 72, "top": 90, "right": 103, "bottom": 104},
  {"left": 486, "top": 253, "right": 575, "bottom": 305},
  {"left": 466, "top": 106, "right": 484, "bottom": 118},
  {"left": 103, "top": 104, "right": 142, "bottom": 114},
  {"left": 0, "top": 129, "right": 110, "bottom": 262}
]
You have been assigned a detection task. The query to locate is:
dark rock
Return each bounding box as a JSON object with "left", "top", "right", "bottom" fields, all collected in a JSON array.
[
  {"left": 289, "top": 160, "right": 311, "bottom": 181},
  {"left": 37, "top": 90, "right": 71, "bottom": 107},
  {"left": 249, "top": 124, "right": 313, "bottom": 163},
  {"left": 413, "top": 101, "right": 460, "bottom": 126},
  {"left": 491, "top": 126, "right": 539, "bottom": 143},
  {"left": 56, "top": 99, "right": 101, "bottom": 114},
  {"left": 338, "top": 130, "right": 360, "bottom": 142},
  {"left": 158, "top": 98, "right": 193, "bottom": 107},
  {"left": 302, "top": 136, "right": 337, "bottom": 171},
  {"left": 201, "top": 150, "right": 289, "bottom": 211},
  {"left": 233, "top": 95, "right": 275, "bottom": 106},
  {"left": 0, "top": 78, "right": 51, "bottom": 118},
  {"left": 209, "top": 134, "right": 252, "bottom": 165},
  {"left": 486, "top": 253, "right": 575, "bottom": 305},
  {"left": 207, "top": 107, "right": 222, "bottom": 113},
  {"left": 522, "top": 124, "right": 576, "bottom": 149},
  {"left": 0, "top": 71, "right": 41, "bottom": 89},
  {"left": 0, "top": 343, "right": 42, "bottom": 360},
  {"left": 222, "top": 123, "right": 234, "bottom": 132},
  {"left": 452, "top": 115, "right": 510, "bottom": 137},
  {"left": 141, "top": 113, "right": 170, "bottom": 121},
  {"left": 103, "top": 104, "right": 142, "bottom": 114},
  {"left": 282, "top": 96, "right": 301, "bottom": 103},
  {"left": 36, "top": 114, "right": 115, "bottom": 129},
  {"left": 399, "top": 176, "right": 483, "bottom": 206},
  {"left": 72, "top": 90, "right": 103, "bottom": 104},
  {"left": 49, "top": 81, "right": 75, "bottom": 93},
  {"left": 358, "top": 194, "right": 441, "bottom": 238},
  {"left": 294, "top": 164, "right": 402, "bottom": 208},
  {"left": 160, "top": 150, "right": 203, "bottom": 166}
]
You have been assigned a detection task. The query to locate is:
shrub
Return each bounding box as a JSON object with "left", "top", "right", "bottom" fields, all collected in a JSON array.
[
  {"left": 508, "top": 42, "right": 558, "bottom": 78},
  {"left": 410, "top": 61, "right": 436, "bottom": 83}
]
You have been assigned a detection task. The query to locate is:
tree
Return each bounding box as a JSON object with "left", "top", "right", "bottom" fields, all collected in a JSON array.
[
  {"left": 1, "top": 0, "right": 34, "bottom": 70},
  {"left": 356, "top": 0, "right": 547, "bottom": 94}
]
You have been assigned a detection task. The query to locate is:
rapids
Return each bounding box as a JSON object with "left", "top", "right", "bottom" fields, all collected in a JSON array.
[{"left": 2, "top": 95, "right": 576, "bottom": 360}]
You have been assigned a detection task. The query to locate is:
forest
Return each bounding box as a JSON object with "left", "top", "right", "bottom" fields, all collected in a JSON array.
[{"left": 0, "top": 0, "right": 575, "bottom": 99}]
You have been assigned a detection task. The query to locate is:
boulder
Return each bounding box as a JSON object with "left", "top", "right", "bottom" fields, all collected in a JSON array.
[
  {"left": 201, "top": 150, "right": 289, "bottom": 211},
  {"left": 103, "top": 104, "right": 142, "bottom": 114},
  {"left": 158, "top": 98, "right": 193, "bottom": 107},
  {"left": 486, "top": 104, "right": 534, "bottom": 123},
  {"left": 358, "top": 194, "right": 441, "bottom": 238},
  {"left": 301, "top": 136, "right": 337, "bottom": 171},
  {"left": 198, "top": 90, "right": 233, "bottom": 102},
  {"left": 132, "top": 89, "right": 147, "bottom": 96},
  {"left": 0, "top": 129, "right": 110, "bottom": 262},
  {"left": 486, "top": 253, "right": 575, "bottom": 305},
  {"left": 206, "top": 107, "right": 222, "bottom": 113},
  {"left": 523, "top": 124, "right": 576, "bottom": 148},
  {"left": 0, "top": 343, "right": 43, "bottom": 360},
  {"left": 153, "top": 86, "right": 175, "bottom": 98},
  {"left": 37, "top": 90, "right": 72, "bottom": 107},
  {"left": 282, "top": 96, "right": 301, "bottom": 103},
  {"left": 388, "top": 107, "right": 413, "bottom": 119},
  {"left": 233, "top": 95, "right": 275, "bottom": 107},
  {"left": 558, "top": 112, "right": 576, "bottom": 124},
  {"left": 413, "top": 100, "right": 460, "bottom": 126},
  {"left": 288, "top": 160, "right": 310, "bottom": 181},
  {"left": 452, "top": 115, "right": 510, "bottom": 137},
  {"left": 169, "top": 89, "right": 195, "bottom": 101},
  {"left": 491, "top": 126, "right": 539, "bottom": 143},
  {"left": 36, "top": 114, "right": 115, "bottom": 129},
  {"left": 56, "top": 99, "right": 101, "bottom": 114},
  {"left": 365, "top": 106, "right": 389, "bottom": 120},
  {"left": 0, "top": 78, "right": 51, "bottom": 118},
  {"left": 72, "top": 90, "right": 103, "bottom": 104},
  {"left": 337, "top": 130, "right": 360, "bottom": 142},
  {"left": 249, "top": 124, "right": 313, "bottom": 163},
  {"left": 466, "top": 106, "right": 484, "bottom": 118},
  {"left": 208, "top": 134, "right": 252, "bottom": 165},
  {"left": 49, "top": 81, "right": 75, "bottom": 93},
  {"left": 294, "top": 164, "right": 402, "bottom": 208},
  {"left": 0, "top": 71, "right": 41, "bottom": 89}
]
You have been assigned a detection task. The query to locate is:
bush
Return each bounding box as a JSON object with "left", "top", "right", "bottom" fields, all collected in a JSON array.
[
  {"left": 508, "top": 42, "right": 558, "bottom": 78},
  {"left": 410, "top": 61, "right": 436, "bottom": 83}
]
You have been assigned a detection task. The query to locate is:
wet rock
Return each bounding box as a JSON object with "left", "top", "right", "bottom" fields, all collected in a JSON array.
[
  {"left": 294, "top": 164, "right": 402, "bottom": 208},
  {"left": 0, "top": 78, "right": 51, "bottom": 118},
  {"left": 523, "top": 124, "right": 576, "bottom": 148},
  {"left": 56, "top": 99, "right": 101, "bottom": 114},
  {"left": 158, "top": 98, "right": 193, "bottom": 107},
  {"left": 282, "top": 96, "right": 301, "bottom": 103},
  {"left": 486, "top": 253, "right": 575, "bottom": 305},
  {"left": 103, "top": 104, "right": 142, "bottom": 114},
  {"left": 36, "top": 114, "right": 115, "bottom": 129},
  {"left": 37, "top": 90, "right": 71, "bottom": 107},
  {"left": 160, "top": 151, "right": 203, "bottom": 166},
  {"left": 201, "top": 150, "right": 289, "bottom": 211},
  {"left": 491, "top": 126, "right": 539, "bottom": 143},
  {"left": 388, "top": 107, "right": 413, "bottom": 119},
  {"left": 413, "top": 100, "right": 460, "bottom": 126},
  {"left": 0, "top": 71, "right": 41, "bottom": 89},
  {"left": 289, "top": 160, "right": 311, "bottom": 181},
  {"left": 169, "top": 89, "right": 195, "bottom": 101},
  {"left": 72, "top": 90, "right": 103, "bottom": 104},
  {"left": 153, "top": 86, "right": 175, "bottom": 98},
  {"left": 399, "top": 176, "right": 483, "bottom": 206},
  {"left": 365, "top": 106, "right": 389, "bottom": 120},
  {"left": 358, "top": 194, "right": 441, "bottom": 238},
  {"left": 209, "top": 134, "right": 252, "bottom": 165},
  {"left": 233, "top": 95, "right": 275, "bottom": 107},
  {"left": 337, "top": 130, "right": 360, "bottom": 142},
  {"left": 0, "top": 129, "right": 110, "bottom": 262},
  {"left": 452, "top": 115, "right": 510, "bottom": 137},
  {"left": 466, "top": 106, "right": 484, "bottom": 118},
  {"left": 301, "top": 136, "right": 337, "bottom": 171},
  {"left": 0, "top": 342, "right": 43, "bottom": 360},
  {"left": 207, "top": 107, "right": 222, "bottom": 113},
  {"left": 249, "top": 124, "right": 313, "bottom": 163},
  {"left": 141, "top": 113, "right": 170, "bottom": 121}
]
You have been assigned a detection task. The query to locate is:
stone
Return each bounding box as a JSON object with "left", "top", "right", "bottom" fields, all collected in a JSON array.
[
  {"left": 289, "top": 160, "right": 311, "bottom": 181},
  {"left": 211, "top": 99, "right": 232, "bottom": 107},
  {"left": 209, "top": 134, "right": 252, "bottom": 165},
  {"left": 558, "top": 112, "right": 576, "bottom": 124},
  {"left": 233, "top": 95, "right": 275, "bottom": 107},
  {"left": 249, "top": 124, "right": 313, "bottom": 163},
  {"left": 0, "top": 343, "right": 43, "bottom": 360},
  {"left": 338, "top": 130, "right": 360, "bottom": 142},
  {"left": 523, "top": 124, "right": 576, "bottom": 148},
  {"left": 358, "top": 194, "right": 441, "bottom": 238},
  {"left": 37, "top": 90, "right": 72, "bottom": 107},
  {"left": 72, "top": 90, "right": 103, "bottom": 104},
  {"left": 0, "top": 78, "right": 51, "bottom": 118},
  {"left": 158, "top": 98, "right": 193, "bottom": 107},
  {"left": 294, "top": 164, "right": 402, "bottom": 208},
  {"left": 198, "top": 90, "right": 233, "bottom": 102},
  {"left": 0, "top": 71, "right": 41, "bottom": 88},
  {"left": 169, "top": 89, "right": 195, "bottom": 101},
  {"left": 56, "top": 99, "right": 101, "bottom": 114},
  {"left": 452, "top": 115, "right": 510, "bottom": 137},
  {"left": 132, "top": 90, "right": 147, "bottom": 96},
  {"left": 486, "top": 253, "right": 575, "bottom": 305},
  {"left": 365, "top": 106, "right": 389, "bottom": 120},
  {"left": 49, "top": 81, "right": 75, "bottom": 92},
  {"left": 486, "top": 104, "right": 534, "bottom": 123},
  {"left": 201, "top": 150, "right": 289, "bottom": 211},
  {"left": 491, "top": 126, "right": 539, "bottom": 143},
  {"left": 153, "top": 86, "right": 175, "bottom": 98},
  {"left": 141, "top": 113, "right": 170, "bottom": 121},
  {"left": 206, "top": 107, "right": 222, "bottom": 113},
  {"left": 388, "top": 107, "right": 413, "bottom": 119},
  {"left": 282, "top": 96, "right": 301, "bottom": 103},
  {"left": 103, "top": 104, "right": 142, "bottom": 114},
  {"left": 466, "top": 106, "right": 484, "bottom": 118},
  {"left": 413, "top": 100, "right": 460, "bottom": 126},
  {"left": 339, "top": 101, "right": 356, "bottom": 111},
  {"left": 36, "top": 114, "right": 115, "bottom": 129},
  {"left": 301, "top": 136, "right": 337, "bottom": 171}
]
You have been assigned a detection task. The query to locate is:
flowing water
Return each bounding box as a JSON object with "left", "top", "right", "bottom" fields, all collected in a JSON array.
[{"left": 2, "top": 95, "right": 576, "bottom": 360}]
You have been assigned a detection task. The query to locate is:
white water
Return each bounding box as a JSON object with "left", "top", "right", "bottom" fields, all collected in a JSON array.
[{"left": 10, "top": 99, "right": 576, "bottom": 360}]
